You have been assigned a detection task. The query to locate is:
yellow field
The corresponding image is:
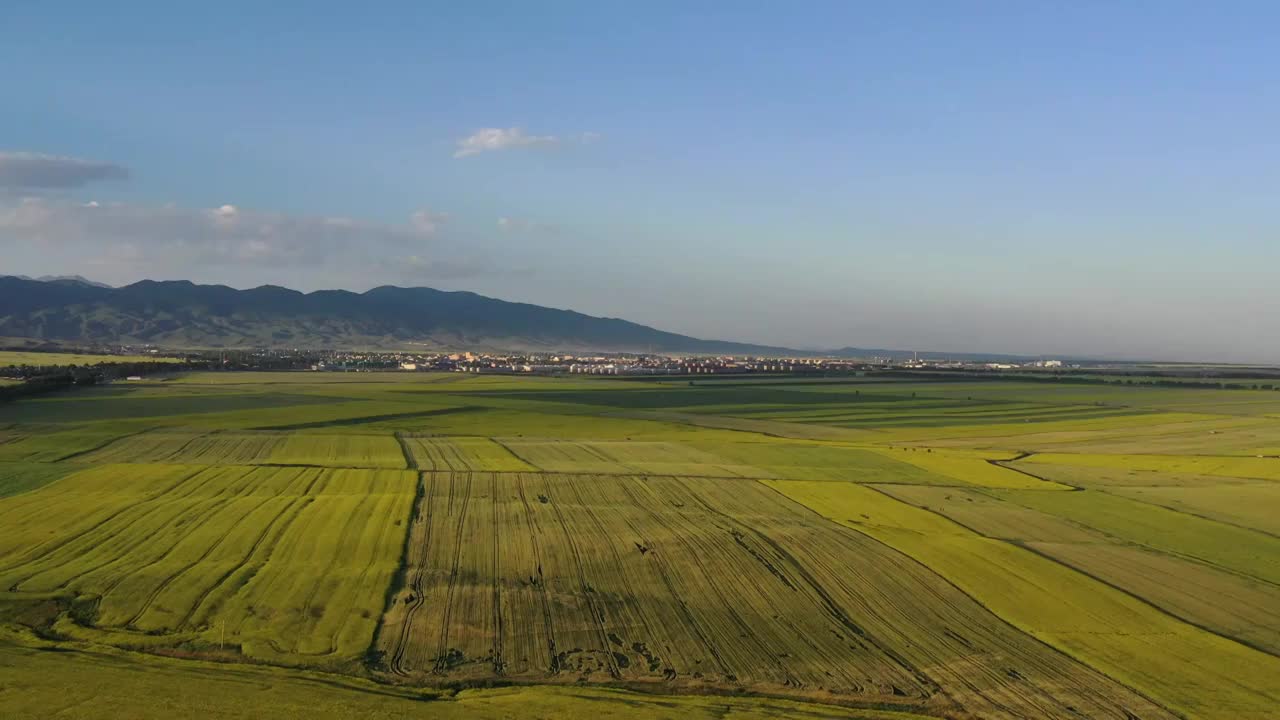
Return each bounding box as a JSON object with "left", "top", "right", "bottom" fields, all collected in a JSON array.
[
  {"left": 0, "top": 641, "right": 928, "bottom": 720},
  {"left": 1019, "top": 451, "right": 1280, "bottom": 481},
  {"left": 0, "top": 464, "right": 416, "bottom": 668},
  {"left": 762, "top": 480, "right": 1280, "bottom": 719}
]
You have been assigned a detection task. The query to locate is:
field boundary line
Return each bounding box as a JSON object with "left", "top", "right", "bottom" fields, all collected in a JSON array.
[
  {"left": 252, "top": 406, "right": 484, "bottom": 431},
  {"left": 43, "top": 466, "right": 241, "bottom": 596},
  {"left": 394, "top": 432, "right": 418, "bottom": 470},
  {"left": 121, "top": 470, "right": 296, "bottom": 629},
  {"left": 981, "top": 487, "right": 1280, "bottom": 591},
  {"left": 179, "top": 469, "right": 325, "bottom": 629},
  {"left": 671, "top": 476, "right": 938, "bottom": 695},
  {"left": 0, "top": 465, "right": 207, "bottom": 582},
  {"left": 387, "top": 472, "right": 435, "bottom": 675},
  {"left": 1011, "top": 541, "right": 1280, "bottom": 661},
  {"left": 53, "top": 427, "right": 157, "bottom": 463},
  {"left": 1088, "top": 486, "right": 1280, "bottom": 542},
  {"left": 753, "top": 480, "right": 1187, "bottom": 720}
]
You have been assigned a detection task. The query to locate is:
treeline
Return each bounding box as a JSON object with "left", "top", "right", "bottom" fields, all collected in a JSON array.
[
  {"left": 0, "top": 351, "right": 330, "bottom": 404},
  {"left": 0, "top": 360, "right": 211, "bottom": 404},
  {"left": 875, "top": 369, "right": 1278, "bottom": 390}
]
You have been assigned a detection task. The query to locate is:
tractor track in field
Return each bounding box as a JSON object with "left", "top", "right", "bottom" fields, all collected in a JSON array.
[
  {"left": 432, "top": 472, "right": 473, "bottom": 675},
  {"left": 762, "top": 480, "right": 1185, "bottom": 720},
  {"left": 387, "top": 473, "right": 433, "bottom": 675},
  {"left": 53, "top": 427, "right": 159, "bottom": 463},
  {"left": 292, "top": 490, "right": 382, "bottom": 656},
  {"left": 1, "top": 466, "right": 213, "bottom": 589},
  {"left": 63, "top": 467, "right": 255, "bottom": 600},
  {"left": 676, "top": 476, "right": 941, "bottom": 696},
  {"left": 615, "top": 478, "right": 728, "bottom": 680},
  {"left": 85, "top": 468, "right": 270, "bottom": 607},
  {"left": 489, "top": 473, "right": 505, "bottom": 675},
  {"left": 394, "top": 432, "right": 417, "bottom": 471},
  {"left": 644, "top": 479, "right": 801, "bottom": 688},
  {"left": 514, "top": 474, "right": 560, "bottom": 674},
  {"left": 0, "top": 466, "right": 204, "bottom": 581},
  {"left": 540, "top": 473, "right": 621, "bottom": 680},
  {"left": 614, "top": 478, "right": 752, "bottom": 683},
  {"left": 120, "top": 474, "right": 295, "bottom": 630},
  {"left": 178, "top": 469, "right": 325, "bottom": 630},
  {"left": 560, "top": 475, "right": 668, "bottom": 676}
]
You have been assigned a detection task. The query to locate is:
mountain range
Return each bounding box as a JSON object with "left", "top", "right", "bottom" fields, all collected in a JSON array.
[
  {"left": 0, "top": 276, "right": 797, "bottom": 354},
  {"left": 0, "top": 276, "right": 1075, "bottom": 361}
]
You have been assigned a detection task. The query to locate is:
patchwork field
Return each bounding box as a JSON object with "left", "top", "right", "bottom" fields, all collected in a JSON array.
[{"left": 1, "top": 370, "right": 1278, "bottom": 719}]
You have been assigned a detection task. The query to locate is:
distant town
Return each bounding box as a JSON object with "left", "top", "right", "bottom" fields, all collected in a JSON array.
[
  {"left": 4, "top": 344, "right": 1278, "bottom": 389},
  {"left": 307, "top": 350, "right": 1071, "bottom": 376}
]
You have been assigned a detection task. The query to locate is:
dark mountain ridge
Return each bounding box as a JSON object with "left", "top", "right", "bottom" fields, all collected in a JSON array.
[{"left": 0, "top": 276, "right": 795, "bottom": 354}]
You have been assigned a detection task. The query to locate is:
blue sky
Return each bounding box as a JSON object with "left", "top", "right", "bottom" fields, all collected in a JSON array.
[{"left": 2, "top": 2, "right": 1277, "bottom": 361}]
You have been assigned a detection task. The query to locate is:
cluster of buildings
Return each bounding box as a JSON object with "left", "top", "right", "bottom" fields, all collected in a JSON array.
[
  {"left": 305, "top": 351, "right": 877, "bottom": 376},
  {"left": 296, "top": 349, "right": 1080, "bottom": 377}
]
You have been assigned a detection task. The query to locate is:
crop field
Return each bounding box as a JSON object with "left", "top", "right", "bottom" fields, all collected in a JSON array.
[
  {"left": 400, "top": 436, "right": 537, "bottom": 471},
  {"left": 0, "top": 463, "right": 416, "bottom": 668},
  {"left": 78, "top": 430, "right": 287, "bottom": 465},
  {"left": 0, "top": 351, "right": 184, "bottom": 367},
  {"left": 1, "top": 370, "right": 1279, "bottom": 718}
]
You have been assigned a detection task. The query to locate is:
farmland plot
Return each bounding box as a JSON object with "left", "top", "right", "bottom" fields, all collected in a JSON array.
[
  {"left": 766, "top": 480, "right": 1280, "bottom": 719},
  {"left": 690, "top": 442, "right": 955, "bottom": 483},
  {"left": 375, "top": 472, "right": 1178, "bottom": 720},
  {"left": 0, "top": 427, "right": 132, "bottom": 463},
  {"left": 78, "top": 430, "right": 286, "bottom": 465},
  {"left": 1019, "top": 452, "right": 1280, "bottom": 481},
  {"left": 0, "top": 464, "right": 416, "bottom": 667},
  {"left": 1103, "top": 482, "right": 1280, "bottom": 535},
  {"left": 992, "top": 488, "right": 1280, "bottom": 584},
  {"left": 867, "top": 448, "right": 1070, "bottom": 490},
  {"left": 497, "top": 440, "right": 762, "bottom": 476},
  {"left": 400, "top": 436, "right": 536, "bottom": 472},
  {"left": 268, "top": 434, "right": 407, "bottom": 469},
  {"left": 0, "top": 462, "right": 79, "bottom": 498},
  {"left": 877, "top": 484, "right": 1280, "bottom": 655}
]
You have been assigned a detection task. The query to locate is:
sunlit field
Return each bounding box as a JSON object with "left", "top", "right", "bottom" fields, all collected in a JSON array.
[{"left": 1, "top": 371, "right": 1278, "bottom": 719}]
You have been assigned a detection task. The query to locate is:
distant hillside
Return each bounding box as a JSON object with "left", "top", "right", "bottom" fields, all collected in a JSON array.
[
  {"left": 6, "top": 275, "right": 113, "bottom": 288},
  {"left": 0, "top": 276, "right": 795, "bottom": 354}
]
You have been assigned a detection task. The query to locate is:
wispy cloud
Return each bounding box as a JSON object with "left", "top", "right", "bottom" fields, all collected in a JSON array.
[
  {"left": 454, "top": 127, "right": 558, "bottom": 158},
  {"left": 0, "top": 196, "right": 482, "bottom": 282},
  {"left": 452, "top": 127, "right": 600, "bottom": 158},
  {"left": 0, "top": 151, "right": 129, "bottom": 189},
  {"left": 497, "top": 216, "right": 559, "bottom": 234}
]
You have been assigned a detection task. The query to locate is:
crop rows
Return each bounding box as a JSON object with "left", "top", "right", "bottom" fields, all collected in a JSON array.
[
  {"left": 375, "top": 471, "right": 1177, "bottom": 719},
  {"left": 0, "top": 463, "right": 416, "bottom": 666},
  {"left": 766, "top": 480, "right": 1280, "bottom": 719},
  {"left": 400, "top": 436, "right": 536, "bottom": 472}
]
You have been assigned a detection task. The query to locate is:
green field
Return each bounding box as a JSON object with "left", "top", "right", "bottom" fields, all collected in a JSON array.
[
  {"left": 0, "top": 351, "right": 183, "bottom": 367},
  {"left": 1, "top": 370, "right": 1278, "bottom": 718}
]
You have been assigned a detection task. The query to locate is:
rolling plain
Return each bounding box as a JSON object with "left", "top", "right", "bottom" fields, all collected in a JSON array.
[{"left": 1, "top": 371, "right": 1278, "bottom": 718}]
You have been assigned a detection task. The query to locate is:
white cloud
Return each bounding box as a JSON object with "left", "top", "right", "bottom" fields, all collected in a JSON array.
[
  {"left": 453, "top": 127, "right": 559, "bottom": 158},
  {"left": 0, "top": 151, "right": 129, "bottom": 189}
]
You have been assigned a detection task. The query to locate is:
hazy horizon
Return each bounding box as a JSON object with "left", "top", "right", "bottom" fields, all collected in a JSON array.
[{"left": 3, "top": 3, "right": 1277, "bottom": 363}]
